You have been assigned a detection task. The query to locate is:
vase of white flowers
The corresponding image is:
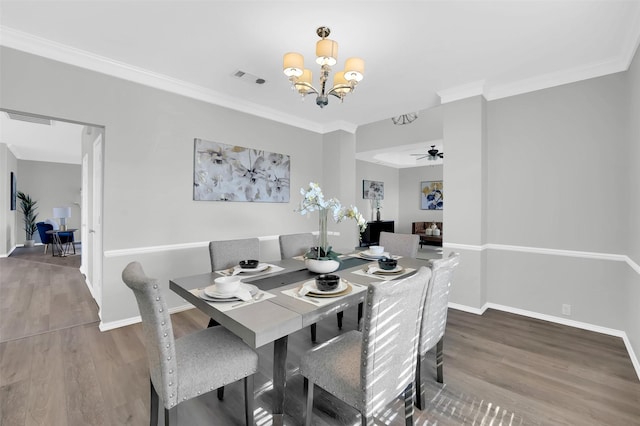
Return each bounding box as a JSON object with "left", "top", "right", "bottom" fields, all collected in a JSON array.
[{"left": 297, "top": 182, "right": 367, "bottom": 273}]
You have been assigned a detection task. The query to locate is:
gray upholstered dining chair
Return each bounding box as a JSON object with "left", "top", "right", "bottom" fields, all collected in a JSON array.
[
  {"left": 300, "top": 267, "right": 432, "bottom": 426},
  {"left": 207, "top": 237, "right": 261, "bottom": 399},
  {"left": 278, "top": 232, "right": 314, "bottom": 260},
  {"left": 208, "top": 237, "right": 260, "bottom": 330},
  {"left": 414, "top": 252, "right": 460, "bottom": 410},
  {"left": 209, "top": 237, "right": 260, "bottom": 271},
  {"left": 122, "top": 261, "right": 258, "bottom": 426},
  {"left": 279, "top": 232, "right": 331, "bottom": 342},
  {"left": 353, "top": 232, "right": 421, "bottom": 329},
  {"left": 379, "top": 231, "right": 420, "bottom": 258}
]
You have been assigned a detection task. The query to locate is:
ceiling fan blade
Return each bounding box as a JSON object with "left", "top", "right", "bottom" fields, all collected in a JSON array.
[
  {"left": 410, "top": 153, "right": 426, "bottom": 156},
  {"left": 415, "top": 155, "right": 428, "bottom": 160}
]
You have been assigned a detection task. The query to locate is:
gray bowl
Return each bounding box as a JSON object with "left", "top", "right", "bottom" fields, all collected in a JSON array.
[
  {"left": 239, "top": 259, "right": 259, "bottom": 269},
  {"left": 378, "top": 257, "right": 397, "bottom": 270},
  {"left": 315, "top": 274, "right": 340, "bottom": 291}
]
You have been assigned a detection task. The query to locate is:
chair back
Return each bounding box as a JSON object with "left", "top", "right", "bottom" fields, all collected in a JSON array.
[
  {"left": 279, "top": 233, "right": 314, "bottom": 259},
  {"left": 419, "top": 252, "right": 460, "bottom": 355},
  {"left": 360, "top": 266, "right": 431, "bottom": 417},
  {"left": 209, "top": 238, "right": 260, "bottom": 271},
  {"left": 122, "top": 261, "right": 178, "bottom": 408},
  {"left": 36, "top": 222, "right": 53, "bottom": 244},
  {"left": 379, "top": 232, "right": 420, "bottom": 258}
]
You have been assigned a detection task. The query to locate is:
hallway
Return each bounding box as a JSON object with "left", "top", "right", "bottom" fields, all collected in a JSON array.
[{"left": 0, "top": 245, "right": 98, "bottom": 343}]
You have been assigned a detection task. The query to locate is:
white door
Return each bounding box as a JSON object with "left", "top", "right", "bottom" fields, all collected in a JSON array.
[
  {"left": 81, "top": 153, "right": 89, "bottom": 276},
  {"left": 91, "top": 134, "right": 103, "bottom": 308}
]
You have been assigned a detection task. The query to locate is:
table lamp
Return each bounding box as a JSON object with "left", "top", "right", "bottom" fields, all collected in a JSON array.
[{"left": 53, "top": 207, "right": 71, "bottom": 231}]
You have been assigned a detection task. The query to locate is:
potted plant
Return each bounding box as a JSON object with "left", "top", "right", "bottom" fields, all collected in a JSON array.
[
  {"left": 297, "top": 182, "right": 367, "bottom": 273},
  {"left": 17, "top": 191, "right": 38, "bottom": 247}
]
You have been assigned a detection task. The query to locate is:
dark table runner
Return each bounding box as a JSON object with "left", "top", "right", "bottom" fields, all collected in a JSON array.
[{"left": 249, "top": 257, "right": 370, "bottom": 291}]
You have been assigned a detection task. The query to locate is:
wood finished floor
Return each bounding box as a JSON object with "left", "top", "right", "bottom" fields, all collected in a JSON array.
[{"left": 1, "top": 250, "right": 639, "bottom": 425}]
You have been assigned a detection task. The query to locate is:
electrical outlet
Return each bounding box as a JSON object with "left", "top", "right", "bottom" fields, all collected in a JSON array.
[{"left": 562, "top": 304, "right": 571, "bottom": 316}]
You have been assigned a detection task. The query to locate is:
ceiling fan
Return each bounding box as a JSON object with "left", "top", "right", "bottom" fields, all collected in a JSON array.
[{"left": 411, "top": 145, "right": 444, "bottom": 161}]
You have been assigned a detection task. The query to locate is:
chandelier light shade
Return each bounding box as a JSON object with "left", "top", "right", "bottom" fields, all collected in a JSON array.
[
  {"left": 283, "top": 53, "right": 304, "bottom": 77},
  {"left": 283, "top": 26, "right": 364, "bottom": 108}
]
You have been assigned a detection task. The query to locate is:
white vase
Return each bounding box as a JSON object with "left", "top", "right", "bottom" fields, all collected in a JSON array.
[{"left": 305, "top": 258, "right": 340, "bottom": 274}]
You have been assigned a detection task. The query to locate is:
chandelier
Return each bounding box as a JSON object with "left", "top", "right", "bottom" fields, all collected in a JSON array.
[
  {"left": 392, "top": 113, "right": 419, "bottom": 125},
  {"left": 283, "top": 26, "right": 365, "bottom": 108}
]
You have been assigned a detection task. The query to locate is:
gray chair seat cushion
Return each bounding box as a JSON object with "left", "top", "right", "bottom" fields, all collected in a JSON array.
[
  {"left": 167, "top": 326, "right": 258, "bottom": 403},
  {"left": 299, "top": 330, "right": 364, "bottom": 411}
]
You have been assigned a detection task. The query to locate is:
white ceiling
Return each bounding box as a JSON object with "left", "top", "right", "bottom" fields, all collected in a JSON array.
[
  {"left": 356, "top": 141, "right": 444, "bottom": 169},
  {"left": 0, "top": 112, "right": 84, "bottom": 164},
  {"left": 1, "top": 1, "right": 639, "bottom": 167}
]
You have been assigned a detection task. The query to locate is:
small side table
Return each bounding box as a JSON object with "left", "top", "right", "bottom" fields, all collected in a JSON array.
[{"left": 45, "top": 229, "right": 77, "bottom": 257}]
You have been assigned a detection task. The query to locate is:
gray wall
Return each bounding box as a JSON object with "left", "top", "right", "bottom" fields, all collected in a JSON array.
[
  {"left": 628, "top": 46, "right": 640, "bottom": 266},
  {"left": 322, "top": 130, "right": 360, "bottom": 252},
  {"left": 355, "top": 160, "right": 399, "bottom": 225},
  {"left": 0, "top": 46, "right": 326, "bottom": 325},
  {"left": 356, "top": 106, "right": 443, "bottom": 152},
  {"left": 443, "top": 96, "right": 488, "bottom": 309},
  {"left": 624, "top": 44, "right": 640, "bottom": 363},
  {"left": 398, "top": 165, "right": 443, "bottom": 234},
  {"left": 356, "top": 106, "right": 445, "bottom": 234},
  {"left": 0, "top": 144, "right": 18, "bottom": 254},
  {"left": 16, "top": 160, "right": 82, "bottom": 242},
  {"left": 487, "top": 74, "right": 629, "bottom": 253},
  {"left": 483, "top": 68, "right": 638, "bottom": 368},
  {"left": 354, "top": 162, "right": 445, "bottom": 237}
]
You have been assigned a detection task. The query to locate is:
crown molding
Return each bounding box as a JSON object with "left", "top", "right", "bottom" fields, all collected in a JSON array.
[
  {"left": 321, "top": 120, "right": 358, "bottom": 134},
  {"left": 438, "top": 52, "right": 631, "bottom": 104},
  {"left": 4, "top": 23, "right": 637, "bottom": 132},
  {"left": 621, "top": 5, "right": 640, "bottom": 69},
  {"left": 437, "top": 80, "right": 486, "bottom": 104},
  {"left": 437, "top": 25, "right": 640, "bottom": 105},
  {"left": 0, "top": 26, "right": 359, "bottom": 135},
  {"left": 485, "top": 57, "right": 631, "bottom": 101}
]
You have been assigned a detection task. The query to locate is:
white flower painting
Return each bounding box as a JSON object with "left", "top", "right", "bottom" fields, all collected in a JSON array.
[{"left": 193, "top": 138, "right": 290, "bottom": 202}]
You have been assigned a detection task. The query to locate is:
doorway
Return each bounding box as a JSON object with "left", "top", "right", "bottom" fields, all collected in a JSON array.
[{"left": 0, "top": 108, "right": 105, "bottom": 311}]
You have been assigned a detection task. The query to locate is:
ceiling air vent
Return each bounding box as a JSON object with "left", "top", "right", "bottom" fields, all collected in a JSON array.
[
  {"left": 232, "top": 69, "right": 266, "bottom": 85},
  {"left": 6, "top": 112, "right": 52, "bottom": 125}
]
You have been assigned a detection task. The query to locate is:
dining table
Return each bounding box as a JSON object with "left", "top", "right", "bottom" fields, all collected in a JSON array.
[{"left": 169, "top": 251, "right": 430, "bottom": 425}]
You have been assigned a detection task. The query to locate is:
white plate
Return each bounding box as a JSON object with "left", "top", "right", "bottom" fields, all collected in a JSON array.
[
  {"left": 203, "top": 283, "right": 258, "bottom": 300},
  {"left": 301, "top": 279, "right": 348, "bottom": 295},
  {"left": 234, "top": 263, "right": 270, "bottom": 274},
  {"left": 359, "top": 251, "right": 390, "bottom": 260},
  {"left": 369, "top": 265, "right": 404, "bottom": 274}
]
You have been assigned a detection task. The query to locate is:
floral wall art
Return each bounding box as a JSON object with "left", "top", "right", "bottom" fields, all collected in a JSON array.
[
  {"left": 421, "top": 180, "right": 443, "bottom": 210},
  {"left": 362, "top": 180, "right": 384, "bottom": 200},
  {"left": 193, "top": 138, "right": 290, "bottom": 202}
]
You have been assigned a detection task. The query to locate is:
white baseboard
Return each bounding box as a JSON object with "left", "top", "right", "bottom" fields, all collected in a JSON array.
[
  {"left": 447, "top": 302, "right": 487, "bottom": 315},
  {"left": 0, "top": 245, "right": 17, "bottom": 258},
  {"left": 448, "top": 301, "right": 640, "bottom": 381},
  {"left": 83, "top": 277, "right": 102, "bottom": 320},
  {"left": 98, "top": 297, "right": 640, "bottom": 380}
]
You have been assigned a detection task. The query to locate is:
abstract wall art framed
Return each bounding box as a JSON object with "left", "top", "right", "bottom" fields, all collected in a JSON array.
[
  {"left": 421, "top": 181, "right": 443, "bottom": 210},
  {"left": 10, "top": 172, "right": 16, "bottom": 211},
  {"left": 193, "top": 138, "right": 290, "bottom": 202},
  {"left": 363, "top": 180, "right": 384, "bottom": 199}
]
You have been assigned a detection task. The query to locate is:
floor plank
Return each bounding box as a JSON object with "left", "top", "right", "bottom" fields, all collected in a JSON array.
[{"left": 0, "top": 246, "right": 98, "bottom": 343}]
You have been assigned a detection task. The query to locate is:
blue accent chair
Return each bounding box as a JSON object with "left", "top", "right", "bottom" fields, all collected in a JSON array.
[{"left": 36, "top": 222, "right": 75, "bottom": 255}]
